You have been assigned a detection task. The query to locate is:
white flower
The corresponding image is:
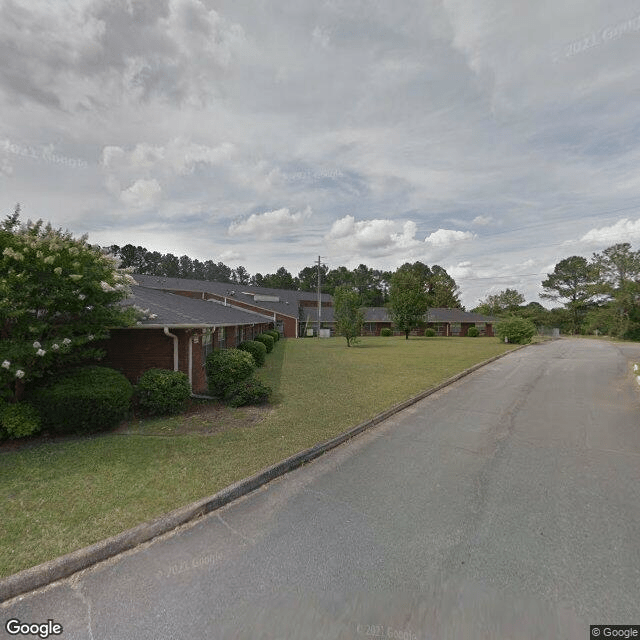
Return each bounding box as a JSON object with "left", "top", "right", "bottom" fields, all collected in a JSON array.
[
  {"left": 52, "top": 343, "right": 60, "bottom": 351},
  {"left": 62, "top": 338, "right": 71, "bottom": 345},
  {"left": 78, "top": 293, "right": 86, "bottom": 300},
  {"left": 54, "top": 267, "right": 62, "bottom": 275},
  {"left": 1, "top": 360, "right": 10, "bottom": 369},
  {"left": 69, "top": 274, "right": 82, "bottom": 281},
  {"left": 33, "top": 341, "right": 41, "bottom": 349},
  {"left": 100, "top": 281, "right": 115, "bottom": 292},
  {"left": 15, "top": 369, "right": 25, "bottom": 379},
  {"left": 43, "top": 256, "right": 55, "bottom": 264},
  {"left": 87, "top": 334, "right": 94, "bottom": 341},
  {"left": 36, "top": 348, "right": 46, "bottom": 357}
]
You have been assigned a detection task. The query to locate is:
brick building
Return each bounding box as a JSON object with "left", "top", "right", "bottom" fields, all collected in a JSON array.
[{"left": 101, "top": 285, "right": 273, "bottom": 394}]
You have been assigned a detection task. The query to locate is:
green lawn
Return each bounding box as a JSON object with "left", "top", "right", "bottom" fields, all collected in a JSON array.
[{"left": 0, "top": 336, "right": 518, "bottom": 579}]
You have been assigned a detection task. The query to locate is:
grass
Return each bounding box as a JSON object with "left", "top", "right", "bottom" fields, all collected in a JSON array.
[{"left": 0, "top": 336, "right": 518, "bottom": 579}]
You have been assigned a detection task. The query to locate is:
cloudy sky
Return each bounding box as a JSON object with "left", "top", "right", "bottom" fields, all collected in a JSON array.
[{"left": 2, "top": 0, "right": 640, "bottom": 308}]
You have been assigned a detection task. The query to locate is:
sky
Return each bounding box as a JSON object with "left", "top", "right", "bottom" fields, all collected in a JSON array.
[{"left": 2, "top": 0, "right": 640, "bottom": 308}]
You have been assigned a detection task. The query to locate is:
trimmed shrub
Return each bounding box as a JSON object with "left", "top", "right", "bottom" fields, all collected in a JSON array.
[
  {"left": 206, "top": 349, "right": 255, "bottom": 397},
  {"left": 1, "top": 402, "right": 41, "bottom": 439},
  {"left": 495, "top": 317, "right": 537, "bottom": 344},
  {"left": 31, "top": 366, "right": 133, "bottom": 435},
  {"left": 380, "top": 328, "right": 393, "bottom": 337},
  {"left": 467, "top": 326, "right": 479, "bottom": 337},
  {"left": 265, "top": 329, "right": 280, "bottom": 342},
  {"left": 237, "top": 340, "right": 267, "bottom": 367},
  {"left": 136, "top": 369, "right": 191, "bottom": 416},
  {"left": 424, "top": 328, "right": 436, "bottom": 337},
  {"left": 224, "top": 377, "right": 271, "bottom": 408},
  {"left": 254, "top": 333, "right": 274, "bottom": 353}
]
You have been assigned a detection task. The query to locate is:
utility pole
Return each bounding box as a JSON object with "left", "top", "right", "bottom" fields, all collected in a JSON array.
[{"left": 316, "top": 255, "right": 325, "bottom": 337}]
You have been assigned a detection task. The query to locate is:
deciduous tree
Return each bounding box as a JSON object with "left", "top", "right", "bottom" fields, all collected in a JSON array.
[
  {"left": 388, "top": 265, "right": 428, "bottom": 339},
  {"left": 0, "top": 207, "right": 135, "bottom": 401},
  {"left": 333, "top": 286, "right": 364, "bottom": 347}
]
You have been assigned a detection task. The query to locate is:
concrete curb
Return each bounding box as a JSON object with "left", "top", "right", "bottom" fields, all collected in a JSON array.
[{"left": 0, "top": 343, "right": 528, "bottom": 603}]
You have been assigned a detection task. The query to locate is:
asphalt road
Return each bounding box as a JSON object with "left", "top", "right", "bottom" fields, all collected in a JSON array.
[{"left": 2, "top": 338, "right": 640, "bottom": 639}]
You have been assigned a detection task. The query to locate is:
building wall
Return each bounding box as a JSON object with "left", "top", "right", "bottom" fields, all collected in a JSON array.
[{"left": 102, "top": 323, "right": 273, "bottom": 396}]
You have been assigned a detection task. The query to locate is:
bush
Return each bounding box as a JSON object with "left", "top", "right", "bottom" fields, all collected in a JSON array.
[
  {"left": 424, "top": 328, "right": 436, "bottom": 337},
  {"left": 380, "top": 328, "right": 393, "bottom": 337},
  {"left": 265, "top": 329, "right": 280, "bottom": 342},
  {"left": 136, "top": 369, "right": 191, "bottom": 416},
  {"left": 495, "top": 317, "right": 537, "bottom": 344},
  {"left": 30, "top": 366, "right": 133, "bottom": 435},
  {"left": 224, "top": 377, "right": 271, "bottom": 408},
  {"left": 254, "top": 333, "right": 274, "bottom": 353},
  {"left": 1, "top": 402, "right": 41, "bottom": 439},
  {"left": 237, "top": 340, "right": 267, "bottom": 367},
  {"left": 467, "top": 327, "right": 479, "bottom": 337},
  {"left": 206, "top": 349, "right": 255, "bottom": 397}
]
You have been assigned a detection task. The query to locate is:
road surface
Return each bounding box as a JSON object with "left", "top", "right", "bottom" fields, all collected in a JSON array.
[{"left": 2, "top": 338, "right": 640, "bottom": 639}]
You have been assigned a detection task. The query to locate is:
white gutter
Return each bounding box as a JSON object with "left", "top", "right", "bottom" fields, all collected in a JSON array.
[
  {"left": 188, "top": 336, "right": 193, "bottom": 390},
  {"left": 163, "top": 327, "right": 179, "bottom": 371}
]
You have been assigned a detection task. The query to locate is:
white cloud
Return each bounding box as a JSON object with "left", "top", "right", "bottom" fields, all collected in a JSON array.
[
  {"left": 327, "top": 216, "right": 476, "bottom": 259},
  {"left": 472, "top": 215, "right": 493, "bottom": 226},
  {"left": 228, "top": 206, "right": 312, "bottom": 238},
  {"left": 424, "top": 228, "right": 475, "bottom": 247},
  {"left": 312, "top": 26, "right": 331, "bottom": 50},
  {"left": 120, "top": 178, "right": 162, "bottom": 208},
  {"left": 102, "top": 139, "right": 236, "bottom": 176},
  {"left": 327, "top": 215, "right": 419, "bottom": 253},
  {"left": 579, "top": 217, "right": 640, "bottom": 246},
  {"left": 219, "top": 249, "right": 243, "bottom": 262}
]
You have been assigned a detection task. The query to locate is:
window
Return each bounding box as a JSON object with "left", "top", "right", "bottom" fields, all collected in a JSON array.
[
  {"left": 218, "top": 326, "right": 225, "bottom": 348},
  {"left": 202, "top": 329, "right": 213, "bottom": 360}
]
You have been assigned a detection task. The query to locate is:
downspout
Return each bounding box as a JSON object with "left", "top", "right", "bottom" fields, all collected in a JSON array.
[
  {"left": 188, "top": 336, "right": 193, "bottom": 390},
  {"left": 164, "top": 327, "right": 179, "bottom": 371}
]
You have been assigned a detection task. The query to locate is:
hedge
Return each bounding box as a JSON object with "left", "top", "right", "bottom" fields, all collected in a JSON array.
[
  {"left": 136, "top": 369, "right": 191, "bottom": 416},
  {"left": 30, "top": 366, "right": 133, "bottom": 435}
]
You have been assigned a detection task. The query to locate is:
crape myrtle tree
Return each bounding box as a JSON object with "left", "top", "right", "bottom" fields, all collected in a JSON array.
[
  {"left": 333, "top": 285, "right": 365, "bottom": 347},
  {"left": 0, "top": 207, "right": 136, "bottom": 402}
]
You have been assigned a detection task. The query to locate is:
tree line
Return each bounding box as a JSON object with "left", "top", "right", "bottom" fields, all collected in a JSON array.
[
  {"left": 471, "top": 243, "right": 640, "bottom": 339},
  {"left": 108, "top": 244, "right": 463, "bottom": 308}
]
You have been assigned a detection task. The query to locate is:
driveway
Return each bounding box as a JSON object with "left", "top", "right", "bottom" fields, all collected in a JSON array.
[{"left": 2, "top": 338, "right": 640, "bottom": 639}]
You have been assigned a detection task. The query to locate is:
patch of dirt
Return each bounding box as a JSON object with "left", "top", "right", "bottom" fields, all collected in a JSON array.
[
  {"left": 114, "top": 400, "right": 274, "bottom": 436},
  {"left": 1, "top": 402, "right": 274, "bottom": 452}
]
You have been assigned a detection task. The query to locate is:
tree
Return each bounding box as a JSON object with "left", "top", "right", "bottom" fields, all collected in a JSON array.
[
  {"left": 232, "top": 265, "right": 251, "bottom": 285},
  {"left": 426, "top": 264, "right": 462, "bottom": 308},
  {"left": 495, "top": 317, "right": 537, "bottom": 344},
  {"left": 258, "top": 267, "right": 298, "bottom": 290},
  {"left": 473, "top": 288, "right": 525, "bottom": 316},
  {"left": 592, "top": 243, "right": 640, "bottom": 338},
  {"left": 298, "top": 264, "right": 329, "bottom": 293},
  {"left": 540, "top": 256, "right": 599, "bottom": 334},
  {"left": 387, "top": 265, "right": 428, "bottom": 339},
  {"left": 0, "top": 207, "right": 135, "bottom": 402},
  {"left": 333, "top": 286, "right": 364, "bottom": 347}
]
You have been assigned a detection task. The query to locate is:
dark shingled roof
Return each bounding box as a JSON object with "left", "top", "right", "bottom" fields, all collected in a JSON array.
[
  {"left": 121, "top": 286, "right": 274, "bottom": 328},
  {"left": 131, "top": 274, "right": 330, "bottom": 316}
]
